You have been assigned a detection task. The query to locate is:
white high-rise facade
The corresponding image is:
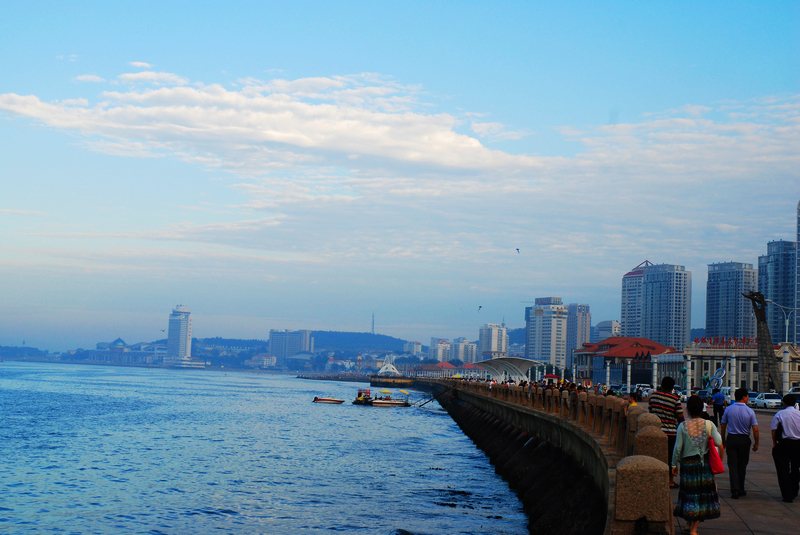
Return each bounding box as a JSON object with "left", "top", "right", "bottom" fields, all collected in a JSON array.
[
  {"left": 620, "top": 260, "right": 652, "bottom": 337},
  {"left": 593, "top": 320, "right": 621, "bottom": 342},
  {"left": 566, "top": 304, "right": 591, "bottom": 366},
  {"left": 428, "top": 338, "right": 450, "bottom": 362},
  {"left": 166, "top": 305, "right": 193, "bottom": 366},
  {"left": 451, "top": 337, "right": 478, "bottom": 363},
  {"left": 269, "top": 329, "right": 314, "bottom": 367},
  {"left": 524, "top": 297, "right": 568, "bottom": 368},
  {"left": 479, "top": 323, "right": 508, "bottom": 359},
  {"left": 796, "top": 200, "right": 800, "bottom": 344},
  {"left": 640, "top": 264, "right": 692, "bottom": 350},
  {"left": 706, "top": 262, "right": 756, "bottom": 340}
]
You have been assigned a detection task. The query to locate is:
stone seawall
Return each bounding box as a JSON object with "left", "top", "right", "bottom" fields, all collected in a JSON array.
[{"left": 418, "top": 379, "right": 675, "bottom": 535}]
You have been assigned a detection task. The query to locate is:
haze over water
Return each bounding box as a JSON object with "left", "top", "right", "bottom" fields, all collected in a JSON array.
[{"left": 0, "top": 362, "right": 526, "bottom": 534}]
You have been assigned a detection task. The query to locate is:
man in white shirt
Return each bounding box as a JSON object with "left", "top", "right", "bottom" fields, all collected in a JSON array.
[{"left": 771, "top": 394, "right": 800, "bottom": 503}]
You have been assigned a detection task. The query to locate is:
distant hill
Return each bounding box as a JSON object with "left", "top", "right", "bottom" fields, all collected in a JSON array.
[
  {"left": 311, "top": 331, "right": 406, "bottom": 352},
  {"left": 0, "top": 345, "right": 46, "bottom": 358},
  {"left": 690, "top": 328, "right": 706, "bottom": 340},
  {"left": 508, "top": 327, "right": 525, "bottom": 345},
  {"left": 197, "top": 337, "right": 268, "bottom": 348}
]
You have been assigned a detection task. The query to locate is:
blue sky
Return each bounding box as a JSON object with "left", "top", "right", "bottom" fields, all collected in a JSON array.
[{"left": 1, "top": 1, "right": 798, "bottom": 351}]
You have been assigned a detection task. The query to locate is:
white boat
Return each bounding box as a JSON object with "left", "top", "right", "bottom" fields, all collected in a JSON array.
[{"left": 313, "top": 397, "right": 345, "bottom": 404}]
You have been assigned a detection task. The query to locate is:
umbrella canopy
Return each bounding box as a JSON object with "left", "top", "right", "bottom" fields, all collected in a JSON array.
[{"left": 543, "top": 373, "right": 560, "bottom": 378}]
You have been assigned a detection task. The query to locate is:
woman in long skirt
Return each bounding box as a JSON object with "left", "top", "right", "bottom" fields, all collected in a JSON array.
[{"left": 672, "top": 395, "right": 724, "bottom": 535}]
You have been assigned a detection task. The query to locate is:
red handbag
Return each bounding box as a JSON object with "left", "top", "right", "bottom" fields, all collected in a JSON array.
[{"left": 707, "top": 422, "right": 725, "bottom": 474}]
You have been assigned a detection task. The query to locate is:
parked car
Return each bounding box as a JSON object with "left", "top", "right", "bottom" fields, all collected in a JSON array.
[
  {"left": 720, "top": 386, "right": 733, "bottom": 405},
  {"left": 746, "top": 391, "right": 759, "bottom": 407},
  {"left": 754, "top": 393, "right": 782, "bottom": 409},
  {"left": 696, "top": 389, "right": 711, "bottom": 402}
]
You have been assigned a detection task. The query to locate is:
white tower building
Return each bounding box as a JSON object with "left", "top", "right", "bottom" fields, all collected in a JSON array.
[
  {"left": 524, "top": 297, "right": 568, "bottom": 368},
  {"left": 479, "top": 323, "right": 508, "bottom": 359},
  {"left": 566, "top": 304, "right": 591, "bottom": 367},
  {"left": 428, "top": 338, "right": 450, "bottom": 362},
  {"left": 166, "top": 305, "right": 193, "bottom": 366},
  {"left": 640, "top": 264, "right": 692, "bottom": 350},
  {"left": 451, "top": 337, "right": 478, "bottom": 363}
]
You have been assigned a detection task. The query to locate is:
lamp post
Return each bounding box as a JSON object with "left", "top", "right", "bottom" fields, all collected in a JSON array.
[{"left": 765, "top": 299, "right": 799, "bottom": 344}]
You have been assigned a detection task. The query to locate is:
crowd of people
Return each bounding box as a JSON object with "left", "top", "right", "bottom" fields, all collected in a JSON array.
[{"left": 648, "top": 376, "right": 800, "bottom": 535}]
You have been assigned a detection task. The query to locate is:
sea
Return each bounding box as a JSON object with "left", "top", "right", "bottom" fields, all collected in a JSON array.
[{"left": 0, "top": 361, "right": 527, "bottom": 534}]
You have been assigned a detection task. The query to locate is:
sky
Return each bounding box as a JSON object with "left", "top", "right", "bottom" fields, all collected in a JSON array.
[{"left": 1, "top": 1, "right": 798, "bottom": 352}]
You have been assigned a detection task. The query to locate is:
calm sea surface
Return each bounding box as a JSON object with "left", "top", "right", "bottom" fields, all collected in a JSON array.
[{"left": 0, "top": 362, "right": 526, "bottom": 534}]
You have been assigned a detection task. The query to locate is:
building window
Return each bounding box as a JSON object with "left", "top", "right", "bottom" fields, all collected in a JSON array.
[
  {"left": 741, "top": 363, "right": 747, "bottom": 373},
  {"left": 753, "top": 364, "right": 759, "bottom": 372},
  {"left": 703, "top": 362, "right": 709, "bottom": 371}
]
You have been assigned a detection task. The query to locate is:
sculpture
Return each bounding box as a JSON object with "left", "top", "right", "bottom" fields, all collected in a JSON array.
[{"left": 742, "top": 291, "right": 781, "bottom": 392}]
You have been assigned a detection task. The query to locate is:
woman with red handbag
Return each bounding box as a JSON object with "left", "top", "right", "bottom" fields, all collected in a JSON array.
[{"left": 672, "top": 395, "right": 724, "bottom": 535}]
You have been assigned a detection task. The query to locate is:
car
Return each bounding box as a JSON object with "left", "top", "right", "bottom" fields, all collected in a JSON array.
[
  {"left": 696, "top": 389, "right": 711, "bottom": 402},
  {"left": 754, "top": 392, "right": 782, "bottom": 409},
  {"left": 746, "top": 391, "right": 759, "bottom": 407}
]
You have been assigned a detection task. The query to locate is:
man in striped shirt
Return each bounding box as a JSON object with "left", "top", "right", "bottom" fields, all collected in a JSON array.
[{"left": 649, "top": 376, "right": 684, "bottom": 487}]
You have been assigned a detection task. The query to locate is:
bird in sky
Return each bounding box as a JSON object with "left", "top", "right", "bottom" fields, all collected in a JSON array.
[
  {"left": 478, "top": 306, "right": 482, "bottom": 312},
  {"left": 161, "top": 329, "right": 165, "bottom": 332},
  {"left": 516, "top": 248, "right": 520, "bottom": 254}
]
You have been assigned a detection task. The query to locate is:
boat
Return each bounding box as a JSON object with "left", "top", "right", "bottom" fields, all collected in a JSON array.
[
  {"left": 313, "top": 396, "right": 345, "bottom": 404},
  {"left": 352, "top": 388, "right": 411, "bottom": 407},
  {"left": 353, "top": 389, "right": 373, "bottom": 405}
]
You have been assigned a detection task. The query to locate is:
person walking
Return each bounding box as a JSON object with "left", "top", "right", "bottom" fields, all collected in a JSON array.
[
  {"left": 711, "top": 388, "right": 726, "bottom": 426},
  {"left": 649, "top": 376, "right": 684, "bottom": 487},
  {"left": 720, "top": 388, "right": 759, "bottom": 498},
  {"left": 771, "top": 394, "right": 800, "bottom": 503},
  {"left": 673, "top": 395, "right": 723, "bottom": 535}
]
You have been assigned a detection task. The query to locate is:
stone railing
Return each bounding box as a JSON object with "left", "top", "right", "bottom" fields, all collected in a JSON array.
[{"left": 418, "top": 379, "right": 673, "bottom": 535}]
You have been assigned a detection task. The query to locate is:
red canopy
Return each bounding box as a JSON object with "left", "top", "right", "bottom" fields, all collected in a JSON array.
[{"left": 543, "top": 373, "right": 559, "bottom": 378}]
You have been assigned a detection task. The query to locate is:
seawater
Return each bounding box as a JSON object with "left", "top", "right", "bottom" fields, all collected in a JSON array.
[{"left": 0, "top": 362, "right": 526, "bottom": 534}]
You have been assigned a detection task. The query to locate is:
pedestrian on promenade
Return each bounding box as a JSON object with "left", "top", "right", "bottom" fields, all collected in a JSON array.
[
  {"left": 720, "top": 388, "right": 759, "bottom": 498},
  {"left": 771, "top": 393, "right": 800, "bottom": 503},
  {"left": 673, "top": 395, "right": 723, "bottom": 535},
  {"left": 649, "top": 376, "right": 684, "bottom": 487},
  {"left": 711, "top": 388, "right": 726, "bottom": 426}
]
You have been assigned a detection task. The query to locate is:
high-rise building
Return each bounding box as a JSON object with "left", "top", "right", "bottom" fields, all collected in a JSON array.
[
  {"left": 620, "top": 260, "right": 653, "bottom": 337},
  {"left": 479, "top": 323, "right": 508, "bottom": 359},
  {"left": 705, "top": 262, "right": 757, "bottom": 340},
  {"left": 524, "top": 297, "right": 568, "bottom": 368},
  {"left": 403, "top": 341, "right": 422, "bottom": 354},
  {"left": 593, "top": 320, "right": 621, "bottom": 342},
  {"left": 428, "top": 338, "right": 450, "bottom": 362},
  {"left": 640, "top": 264, "right": 692, "bottom": 350},
  {"left": 269, "top": 329, "right": 314, "bottom": 367},
  {"left": 566, "top": 304, "right": 591, "bottom": 367},
  {"left": 759, "top": 240, "right": 797, "bottom": 344},
  {"left": 796, "top": 200, "right": 800, "bottom": 344},
  {"left": 451, "top": 337, "right": 478, "bottom": 363},
  {"left": 166, "top": 305, "right": 193, "bottom": 366}
]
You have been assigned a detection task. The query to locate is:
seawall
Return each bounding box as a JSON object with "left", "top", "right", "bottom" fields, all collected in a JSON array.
[{"left": 415, "top": 379, "right": 675, "bottom": 535}]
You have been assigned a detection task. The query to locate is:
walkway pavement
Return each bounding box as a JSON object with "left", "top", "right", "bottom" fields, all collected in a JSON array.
[{"left": 669, "top": 408, "right": 800, "bottom": 534}]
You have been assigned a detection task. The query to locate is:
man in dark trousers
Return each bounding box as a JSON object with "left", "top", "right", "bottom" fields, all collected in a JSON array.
[
  {"left": 720, "top": 388, "right": 759, "bottom": 498},
  {"left": 771, "top": 394, "right": 800, "bottom": 503},
  {"left": 649, "top": 376, "right": 683, "bottom": 487},
  {"left": 711, "top": 387, "right": 726, "bottom": 426}
]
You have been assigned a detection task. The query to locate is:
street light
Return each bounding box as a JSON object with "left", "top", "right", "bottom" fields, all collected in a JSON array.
[{"left": 765, "top": 299, "right": 799, "bottom": 344}]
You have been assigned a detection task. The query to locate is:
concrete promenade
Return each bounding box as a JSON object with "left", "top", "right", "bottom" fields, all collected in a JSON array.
[{"left": 667, "top": 407, "right": 800, "bottom": 534}]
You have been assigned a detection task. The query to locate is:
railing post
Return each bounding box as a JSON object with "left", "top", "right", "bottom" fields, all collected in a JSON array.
[
  {"left": 560, "top": 390, "right": 569, "bottom": 419},
  {"left": 612, "top": 456, "right": 673, "bottom": 535},
  {"left": 577, "top": 392, "right": 588, "bottom": 426},
  {"left": 587, "top": 394, "right": 596, "bottom": 430}
]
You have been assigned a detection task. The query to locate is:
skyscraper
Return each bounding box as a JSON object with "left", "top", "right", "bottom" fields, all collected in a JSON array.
[
  {"left": 428, "top": 338, "right": 450, "bottom": 362},
  {"left": 640, "top": 264, "right": 692, "bottom": 350},
  {"left": 524, "top": 297, "right": 568, "bottom": 368},
  {"left": 620, "top": 260, "right": 652, "bottom": 337},
  {"left": 451, "top": 337, "right": 478, "bottom": 363},
  {"left": 269, "top": 329, "right": 314, "bottom": 367},
  {"left": 593, "top": 320, "right": 621, "bottom": 342},
  {"left": 166, "top": 305, "right": 192, "bottom": 366},
  {"left": 566, "top": 303, "right": 591, "bottom": 366},
  {"left": 796, "top": 200, "right": 800, "bottom": 344},
  {"left": 705, "top": 262, "right": 757, "bottom": 340},
  {"left": 478, "top": 323, "right": 508, "bottom": 359},
  {"left": 759, "top": 240, "right": 797, "bottom": 344}
]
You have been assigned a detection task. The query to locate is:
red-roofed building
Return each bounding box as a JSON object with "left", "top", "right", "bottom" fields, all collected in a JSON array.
[{"left": 572, "top": 336, "right": 679, "bottom": 387}]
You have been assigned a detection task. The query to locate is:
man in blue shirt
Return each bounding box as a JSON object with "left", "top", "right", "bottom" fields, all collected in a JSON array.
[
  {"left": 771, "top": 394, "right": 800, "bottom": 503},
  {"left": 720, "top": 388, "right": 759, "bottom": 499},
  {"left": 711, "top": 388, "right": 726, "bottom": 426}
]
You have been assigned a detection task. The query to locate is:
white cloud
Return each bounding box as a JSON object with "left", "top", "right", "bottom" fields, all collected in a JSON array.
[
  {"left": 74, "top": 75, "right": 106, "bottom": 83},
  {"left": 0, "top": 209, "right": 48, "bottom": 216},
  {"left": 117, "top": 71, "right": 189, "bottom": 85},
  {"left": 128, "top": 61, "right": 152, "bottom": 68}
]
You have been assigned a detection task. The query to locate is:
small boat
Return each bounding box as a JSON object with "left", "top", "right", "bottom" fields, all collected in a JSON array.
[
  {"left": 353, "top": 389, "right": 373, "bottom": 405},
  {"left": 371, "top": 398, "right": 410, "bottom": 407},
  {"left": 353, "top": 388, "right": 411, "bottom": 407},
  {"left": 313, "top": 396, "right": 345, "bottom": 404}
]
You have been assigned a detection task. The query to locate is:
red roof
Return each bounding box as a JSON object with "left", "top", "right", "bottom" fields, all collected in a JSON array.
[{"left": 574, "top": 336, "right": 677, "bottom": 359}]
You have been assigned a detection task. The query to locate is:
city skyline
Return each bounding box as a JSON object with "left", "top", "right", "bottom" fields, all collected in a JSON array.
[{"left": 1, "top": 3, "right": 798, "bottom": 352}]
